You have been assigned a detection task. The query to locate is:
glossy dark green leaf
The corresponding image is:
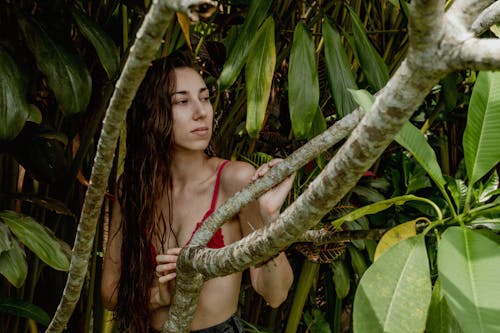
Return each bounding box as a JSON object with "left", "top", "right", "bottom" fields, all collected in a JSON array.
[
  {"left": 354, "top": 236, "right": 431, "bottom": 333},
  {"left": 463, "top": 71, "right": 500, "bottom": 185},
  {"left": 245, "top": 17, "right": 275, "bottom": 138},
  {"left": 323, "top": 18, "right": 358, "bottom": 118},
  {"left": 0, "top": 210, "right": 70, "bottom": 271},
  {"left": 18, "top": 15, "right": 91, "bottom": 115},
  {"left": 438, "top": 227, "right": 500, "bottom": 333},
  {"left": 0, "top": 298, "right": 50, "bottom": 326},
  {"left": 0, "top": 222, "right": 12, "bottom": 255},
  {"left": 0, "top": 47, "right": 30, "bottom": 141},
  {"left": 348, "top": 7, "right": 389, "bottom": 91},
  {"left": 288, "top": 22, "right": 319, "bottom": 140},
  {"left": 218, "top": 0, "right": 272, "bottom": 90},
  {"left": 71, "top": 6, "right": 120, "bottom": 80},
  {"left": 0, "top": 237, "right": 27, "bottom": 288}
]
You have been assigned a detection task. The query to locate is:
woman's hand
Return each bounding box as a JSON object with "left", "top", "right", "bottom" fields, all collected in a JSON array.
[
  {"left": 252, "top": 159, "right": 294, "bottom": 221},
  {"left": 151, "top": 247, "right": 181, "bottom": 308}
]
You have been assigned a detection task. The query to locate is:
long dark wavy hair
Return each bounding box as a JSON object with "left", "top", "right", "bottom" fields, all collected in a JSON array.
[{"left": 115, "top": 51, "right": 194, "bottom": 333}]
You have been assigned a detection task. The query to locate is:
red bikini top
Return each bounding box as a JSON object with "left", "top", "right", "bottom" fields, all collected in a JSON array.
[
  {"left": 186, "top": 160, "right": 229, "bottom": 248},
  {"left": 150, "top": 160, "right": 229, "bottom": 262}
]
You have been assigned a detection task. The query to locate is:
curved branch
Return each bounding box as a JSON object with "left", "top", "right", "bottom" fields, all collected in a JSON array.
[
  {"left": 296, "top": 228, "right": 388, "bottom": 245},
  {"left": 447, "top": 0, "right": 496, "bottom": 28},
  {"left": 46, "top": 1, "right": 217, "bottom": 332},
  {"left": 472, "top": 1, "right": 500, "bottom": 36}
]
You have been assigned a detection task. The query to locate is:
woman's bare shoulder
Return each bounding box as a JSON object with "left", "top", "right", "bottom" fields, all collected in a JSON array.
[{"left": 219, "top": 160, "right": 256, "bottom": 195}]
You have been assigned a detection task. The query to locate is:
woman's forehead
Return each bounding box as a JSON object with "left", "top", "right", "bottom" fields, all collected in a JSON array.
[{"left": 172, "top": 67, "right": 206, "bottom": 91}]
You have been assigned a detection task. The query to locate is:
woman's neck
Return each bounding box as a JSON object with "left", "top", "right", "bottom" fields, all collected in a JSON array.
[{"left": 170, "top": 150, "right": 211, "bottom": 185}]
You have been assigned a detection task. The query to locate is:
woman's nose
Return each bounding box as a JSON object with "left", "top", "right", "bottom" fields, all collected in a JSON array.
[{"left": 193, "top": 101, "right": 208, "bottom": 119}]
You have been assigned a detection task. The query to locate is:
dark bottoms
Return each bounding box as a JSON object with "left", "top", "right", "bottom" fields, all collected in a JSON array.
[{"left": 190, "top": 314, "right": 244, "bottom": 333}]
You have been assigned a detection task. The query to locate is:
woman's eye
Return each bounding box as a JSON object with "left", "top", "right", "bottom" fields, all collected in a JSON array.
[{"left": 174, "top": 99, "right": 188, "bottom": 105}]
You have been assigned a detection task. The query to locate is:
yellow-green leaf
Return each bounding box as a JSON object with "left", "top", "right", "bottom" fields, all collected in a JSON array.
[{"left": 374, "top": 220, "right": 417, "bottom": 261}]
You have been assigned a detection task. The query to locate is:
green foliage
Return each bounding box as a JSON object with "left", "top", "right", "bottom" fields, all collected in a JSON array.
[
  {"left": 353, "top": 235, "right": 432, "bottom": 333},
  {"left": 0, "top": 298, "right": 50, "bottom": 326},
  {"left": 438, "top": 227, "right": 500, "bottom": 333},
  {"left": 245, "top": 17, "right": 275, "bottom": 138},
  {"left": 288, "top": 22, "right": 320, "bottom": 140},
  {"left": 0, "top": 47, "right": 30, "bottom": 141}
]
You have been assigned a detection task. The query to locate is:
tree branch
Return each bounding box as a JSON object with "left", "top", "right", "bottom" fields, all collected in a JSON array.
[
  {"left": 447, "top": 0, "right": 496, "bottom": 28},
  {"left": 458, "top": 38, "right": 500, "bottom": 69},
  {"left": 296, "top": 228, "right": 388, "bottom": 245},
  {"left": 472, "top": 1, "right": 500, "bottom": 35}
]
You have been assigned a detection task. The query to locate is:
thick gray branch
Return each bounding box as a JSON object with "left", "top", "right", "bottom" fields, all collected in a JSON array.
[
  {"left": 296, "top": 229, "right": 388, "bottom": 245},
  {"left": 46, "top": 1, "right": 216, "bottom": 332},
  {"left": 409, "top": 0, "right": 445, "bottom": 49},
  {"left": 458, "top": 38, "right": 500, "bottom": 69},
  {"left": 447, "top": 0, "right": 497, "bottom": 28},
  {"left": 472, "top": 1, "right": 500, "bottom": 35}
]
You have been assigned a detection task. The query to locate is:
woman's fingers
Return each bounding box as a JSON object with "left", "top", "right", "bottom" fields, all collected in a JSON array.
[
  {"left": 252, "top": 158, "right": 283, "bottom": 181},
  {"left": 158, "top": 272, "right": 176, "bottom": 284}
]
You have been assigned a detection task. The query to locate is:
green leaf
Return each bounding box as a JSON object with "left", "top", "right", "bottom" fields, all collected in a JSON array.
[
  {"left": 348, "top": 88, "right": 374, "bottom": 113},
  {"left": 18, "top": 15, "right": 91, "bottom": 115},
  {"left": 463, "top": 71, "right": 500, "bottom": 185},
  {"left": 288, "top": 22, "right": 319, "bottom": 140},
  {"left": 445, "top": 176, "right": 467, "bottom": 213},
  {"left": 0, "top": 211, "right": 70, "bottom": 271},
  {"left": 0, "top": 47, "right": 30, "bottom": 141},
  {"left": 331, "top": 260, "right": 350, "bottom": 299},
  {"left": 323, "top": 18, "right": 358, "bottom": 118},
  {"left": 0, "top": 222, "right": 12, "bottom": 254},
  {"left": 353, "top": 236, "right": 432, "bottom": 333},
  {"left": 0, "top": 298, "right": 50, "bottom": 326},
  {"left": 0, "top": 237, "right": 27, "bottom": 288},
  {"left": 426, "top": 279, "right": 463, "bottom": 333},
  {"left": 478, "top": 170, "right": 499, "bottom": 203},
  {"left": 245, "top": 17, "right": 275, "bottom": 138},
  {"left": 0, "top": 193, "right": 75, "bottom": 218},
  {"left": 71, "top": 6, "right": 120, "bottom": 80},
  {"left": 438, "top": 227, "right": 500, "bottom": 333},
  {"left": 348, "top": 7, "right": 389, "bottom": 91},
  {"left": 217, "top": 0, "right": 272, "bottom": 90},
  {"left": 395, "top": 122, "right": 446, "bottom": 194}
]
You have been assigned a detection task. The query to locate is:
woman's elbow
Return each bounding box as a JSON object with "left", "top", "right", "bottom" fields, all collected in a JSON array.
[{"left": 101, "top": 282, "right": 118, "bottom": 310}]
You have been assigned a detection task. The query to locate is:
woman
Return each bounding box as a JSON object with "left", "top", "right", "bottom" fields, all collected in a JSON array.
[{"left": 101, "top": 51, "right": 294, "bottom": 333}]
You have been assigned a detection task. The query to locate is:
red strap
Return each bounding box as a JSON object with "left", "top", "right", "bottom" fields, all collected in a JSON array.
[{"left": 202, "top": 160, "right": 229, "bottom": 220}]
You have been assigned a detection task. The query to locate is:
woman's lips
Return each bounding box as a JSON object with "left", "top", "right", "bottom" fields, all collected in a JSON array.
[{"left": 191, "top": 127, "right": 209, "bottom": 136}]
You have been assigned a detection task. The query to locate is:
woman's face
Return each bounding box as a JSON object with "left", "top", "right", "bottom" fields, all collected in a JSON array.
[{"left": 170, "top": 67, "right": 214, "bottom": 152}]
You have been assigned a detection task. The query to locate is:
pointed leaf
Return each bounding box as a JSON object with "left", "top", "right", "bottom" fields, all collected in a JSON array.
[
  {"left": 349, "top": 88, "right": 374, "bottom": 113},
  {"left": 445, "top": 176, "right": 467, "bottom": 213},
  {"left": 353, "top": 236, "right": 432, "bottom": 333},
  {"left": 0, "top": 238, "right": 27, "bottom": 288},
  {"left": 438, "top": 227, "right": 500, "bottom": 333},
  {"left": 288, "top": 22, "right": 319, "bottom": 140},
  {"left": 217, "top": 0, "right": 272, "bottom": 90},
  {"left": 323, "top": 18, "right": 358, "bottom": 118},
  {"left": 0, "top": 298, "right": 51, "bottom": 326},
  {"left": 348, "top": 7, "right": 389, "bottom": 91},
  {"left": 176, "top": 12, "right": 192, "bottom": 50},
  {"left": 71, "top": 6, "right": 120, "bottom": 80},
  {"left": 426, "top": 279, "right": 463, "bottom": 333},
  {"left": 479, "top": 170, "right": 499, "bottom": 203},
  {"left": 463, "top": 71, "right": 500, "bottom": 185},
  {"left": 0, "top": 222, "right": 12, "bottom": 254},
  {"left": 245, "top": 17, "right": 275, "bottom": 138},
  {"left": 374, "top": 220, "right": 417, "bottom": 261},
  {"left": 0, "top": 47, "right": 30, "bottom": 141},
  {"left": 0, "top": 211, "right": 70, "bottom": 271},
  {"left": 395, "top": 122, "right": 446, "bottom": 193},
  {"left": 18, "top": 15, "right": 91, "bottom": 115}
]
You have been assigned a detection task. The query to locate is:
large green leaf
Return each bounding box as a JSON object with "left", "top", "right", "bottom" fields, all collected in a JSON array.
[
  {"left": 0, "top": 237, "right": 27, "bottom": 288},
  {"left": 0, "top": 211, "right": 70, "bottom": 271},
  {"left": 288, "top": 22, "right": 319, "bottom": 140},
  {"left": 217, "top": 0, "right": 272, "bottom": 90},
  {"left": 426, "top": 279, "right": 463, "bottom": 333},
  {"left": 438, "top": 227, "right": 500, "bottom": 333},
  {"left": 71, "top": 6, "right": 120, "bottom": 80},
  {"left": 463, "top": 71, "right": 500, "bottom": 185},
  {"left": 323, "top": 18, "right": 358, "bottom": 118},
  {"left": 0, "top": 47, "right": 30, "bottom": 141},
  {"left": 0, "top": 222, "right": 12, "bottom": 254},
  {"left": 18, "top": 15, "right": 91, "bottom": 115},
  {"left": 353, "top": 235, "right": 431, "bottom": 333},
  {"left": 395, "top": 122, "right": 446, "bottom": 192},
  {"left": 0, "top": 298, "right": 50, "bottom": 326},
  {"left": 245, "top": 17, "right": 275, "bottom": 138},
  {"left": 348, "top": 7, "right": 389, "bottom": 91}
]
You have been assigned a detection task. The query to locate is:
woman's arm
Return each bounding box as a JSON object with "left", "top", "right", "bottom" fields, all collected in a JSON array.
[
  {"left": 228, "top": 160, "right": 294, "bottom": 308},
  {"left": 101, "top": 200, "right": 122, "bottom": 310}
]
